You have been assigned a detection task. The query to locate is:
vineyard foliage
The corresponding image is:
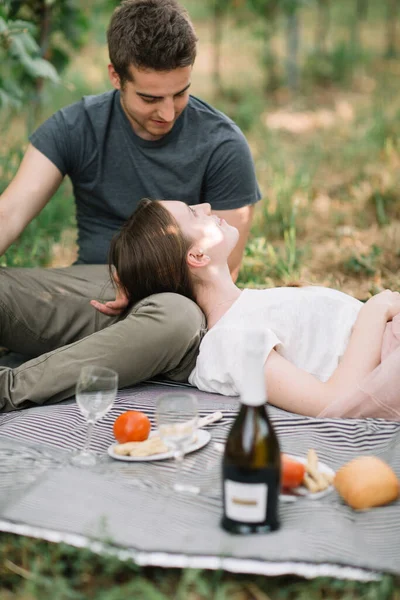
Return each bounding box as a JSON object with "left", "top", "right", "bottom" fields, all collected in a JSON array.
[
  {"left": 0, "top": 0, "right": 90, "bottom": 113},
  {"left": 1, "top": 0, "right": 399, "bottom": 113}
]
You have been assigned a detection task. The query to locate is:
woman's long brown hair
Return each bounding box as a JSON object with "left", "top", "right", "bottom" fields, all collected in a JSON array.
[{"left": 108, "top": 198, "right": 197, "bottom": 310}]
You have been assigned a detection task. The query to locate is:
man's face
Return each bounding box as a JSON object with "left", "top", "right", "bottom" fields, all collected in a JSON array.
[{"left": 108, "top": 64, "right": 192, "bottom": 141}]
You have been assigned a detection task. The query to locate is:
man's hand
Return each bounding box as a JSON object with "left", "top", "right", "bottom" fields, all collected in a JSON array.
[{"left": 90, "top": 275, "right": 129, "bottom": 316}]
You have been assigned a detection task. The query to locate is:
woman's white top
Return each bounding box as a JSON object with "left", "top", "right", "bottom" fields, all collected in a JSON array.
[{"left": 189, "top": 286, "right": 363, "bottom": 396}]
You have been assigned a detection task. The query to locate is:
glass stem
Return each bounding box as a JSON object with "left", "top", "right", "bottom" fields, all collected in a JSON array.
[
  {"left": 174, "top": 448, "right": 185, "bottom": 487},
  {"left": 82, "top": 420, "right": 95, "bottom": 455}
]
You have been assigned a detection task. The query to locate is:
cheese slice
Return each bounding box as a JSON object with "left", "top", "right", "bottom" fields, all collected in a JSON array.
[{"left": 114, "top": 436, "right": 169, "bottom": 457}]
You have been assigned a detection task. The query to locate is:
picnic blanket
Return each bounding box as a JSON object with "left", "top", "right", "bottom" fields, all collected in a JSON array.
[{"left": 0, "top": 382, "right": 399, "bottom": 581}]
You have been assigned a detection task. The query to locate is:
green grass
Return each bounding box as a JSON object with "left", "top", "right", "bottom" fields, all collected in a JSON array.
[{"left": 1, "top": 534, "right": 399, "bottom": 600}]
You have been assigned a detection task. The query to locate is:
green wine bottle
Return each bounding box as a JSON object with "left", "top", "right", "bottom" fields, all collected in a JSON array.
[{"left": 221, "top": 332, "right": 281, "bottom": 534}]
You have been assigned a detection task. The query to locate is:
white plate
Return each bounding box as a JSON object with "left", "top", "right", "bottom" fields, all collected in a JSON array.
[
  {"left": 280, "top": 453, "right": 335, "bottom": 502},
  {"left": 108, "top": 429, "right": 211, "bottom": 462}
]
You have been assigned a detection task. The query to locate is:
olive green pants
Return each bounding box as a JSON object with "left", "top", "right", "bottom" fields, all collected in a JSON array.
[{"left": 0, "top": 265, "right": 205, "bottom": 412}]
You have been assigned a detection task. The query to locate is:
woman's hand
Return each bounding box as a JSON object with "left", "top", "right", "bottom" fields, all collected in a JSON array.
[{"left": 364, "top": 290, "right": 400, "bottom": 321}]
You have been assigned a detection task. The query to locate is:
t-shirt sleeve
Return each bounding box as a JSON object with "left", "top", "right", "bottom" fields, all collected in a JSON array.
[
  {"left": 189, "top": 326, "right": 281, "bottom": 396},
  {"left": 29, "top": 101, "right": 92, "bottom": 177},
  {"left": 203, "top": 127, "right": 262, "bottom": 211}
]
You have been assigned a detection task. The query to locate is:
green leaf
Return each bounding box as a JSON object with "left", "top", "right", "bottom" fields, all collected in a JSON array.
[
  {"left": 8, "top": 18, "right": 36, "bottom": 35},
  {"left": 17, "top": 29, "right": 39, "bottom": 54},
  {"left": 0, "top": 17, "right": 8, "bottom": 34},
  {"left": 8, "top": 34, "right": 59, "bottom": 82},
  {"left": 9, "top": 33, "right": 34, "bottom": 60},
  {"left": 0, "top": 87, "right": 22, "bottom": 109},
  {"left": 26, "top": 56, "right": 60, "bottom": 82},
  {"left": 2, "top": 77, "right": 23, "bottom": 98}
]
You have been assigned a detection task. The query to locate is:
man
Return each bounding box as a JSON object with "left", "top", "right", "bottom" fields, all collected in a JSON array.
[{"left": 0, "top": 0, "right": 261, "bottom": 412}]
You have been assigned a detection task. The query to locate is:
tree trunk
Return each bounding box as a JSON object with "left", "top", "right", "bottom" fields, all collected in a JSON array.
[
  {"left": 32, "top": 0, "right": 53, "bottom": 128},
  {"left": 262, "top": 2, "right": 280, "bottom": 93},
  {"left": 38, "top": 1, "right": 52, "bottom": 59},
  {"left": 357, "top": 0, "right": 368, "bottom": 19},
  {"left": 212, "top": 2, "right": 223, "bottom": 97},
  {"left": 286, "top": 10, "right": 300, "bottom": 90},
  {"left": 386, "top": 0, "right": 398, "bottom": 58},
  {"left": 315, "top": 0, "right": 330, "bottom": 54},
  {"left": 351, "top": 0, "right": 367, "bottom": 50}
]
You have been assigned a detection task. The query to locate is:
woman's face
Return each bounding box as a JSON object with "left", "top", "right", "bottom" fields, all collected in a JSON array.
[{"left": 160, "top": 201, "right": 239, "bottom": 264}]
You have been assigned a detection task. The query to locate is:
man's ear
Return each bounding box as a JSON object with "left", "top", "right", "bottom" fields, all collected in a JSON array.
[
  {"left": 108, "top": 64, "right": 121, "bottom": 90},
  {"left": 187, "top": 248, "right": 210, "bottom": 269}
]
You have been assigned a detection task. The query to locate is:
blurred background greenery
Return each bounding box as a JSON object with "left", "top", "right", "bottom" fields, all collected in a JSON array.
[
  {"left": 1, "top": 0, "right": 400, "bottom": 597},
  {"left": 2, "top": 0, "right": 400, "bottom": 301}
]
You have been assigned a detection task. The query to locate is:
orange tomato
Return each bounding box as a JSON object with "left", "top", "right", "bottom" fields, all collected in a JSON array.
[
  {"left": 113, "top": 410, "right": 151, "bottom": 443},
  {"left": 281, "top": 454, "right": 306, "bottom": 489}
]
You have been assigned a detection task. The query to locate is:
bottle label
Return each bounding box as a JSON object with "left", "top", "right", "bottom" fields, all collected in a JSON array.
[{"left": 224, "top": 480, "right": 268, "bottom": 523}]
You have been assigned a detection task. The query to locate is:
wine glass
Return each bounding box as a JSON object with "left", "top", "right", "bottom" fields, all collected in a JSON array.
[
  {"left": 71, "top": 365, "right": 118, "bottom": 467},
  {"left": 156, "top": 391, "right": 198, "bottom": 493}
]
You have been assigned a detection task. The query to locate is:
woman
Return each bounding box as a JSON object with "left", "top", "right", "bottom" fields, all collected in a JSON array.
[{"left": 109, "top": 198, "right": 400, "bottom": 420}]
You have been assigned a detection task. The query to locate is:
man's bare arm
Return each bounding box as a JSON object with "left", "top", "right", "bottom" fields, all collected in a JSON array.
[
  {"left": 212, "top": 205, "right": 255, "bottom": 282},
  {"left": 0, "top": 144, "right": 63, "bottom": 256}
]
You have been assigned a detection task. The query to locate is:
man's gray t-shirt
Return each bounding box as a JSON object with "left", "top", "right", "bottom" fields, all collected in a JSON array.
[{"left": 30, "top": 91, "right": 261, "bottom": 264}]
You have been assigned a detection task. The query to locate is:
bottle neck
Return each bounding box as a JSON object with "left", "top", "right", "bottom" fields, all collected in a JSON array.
[
  {"left": 240, "top": 362, "right": 267, "bottom": 407},
  {"left": 238, "top": 330, "right": 268, "bottom": 407}
]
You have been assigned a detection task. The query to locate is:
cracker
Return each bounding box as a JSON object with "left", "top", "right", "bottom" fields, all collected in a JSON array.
[
  {"left": 113, "top": 441, "right": 142, "bottom": 456},
  {"left": 303, "top": 448, "right": 331, "bottom": 493},
  {"left": 114, "top": 436, "right": 168, "bottom": 457},
  {"left": 304, "top": 473, "right": 320, "bottom": 493},
  {"left": 129, "top": 437, "right": 168, "bottom": 457},
  {"left": 114, "top": 431, "right": 198, "bottom": 458}
]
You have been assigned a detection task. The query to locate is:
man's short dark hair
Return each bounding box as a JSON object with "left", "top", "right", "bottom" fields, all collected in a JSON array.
[{"left": 107, "top": 0, "right": 198, "bottom": 84}]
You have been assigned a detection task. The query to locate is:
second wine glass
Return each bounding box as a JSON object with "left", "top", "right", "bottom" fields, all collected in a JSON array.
[{"left": 156, "top": 391, "right": 198, "bottom": 493}]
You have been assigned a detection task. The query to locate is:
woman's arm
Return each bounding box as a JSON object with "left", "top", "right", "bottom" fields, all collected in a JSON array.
[{"left": 264, "top": 290, "right": 400, "bottom": 417}]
